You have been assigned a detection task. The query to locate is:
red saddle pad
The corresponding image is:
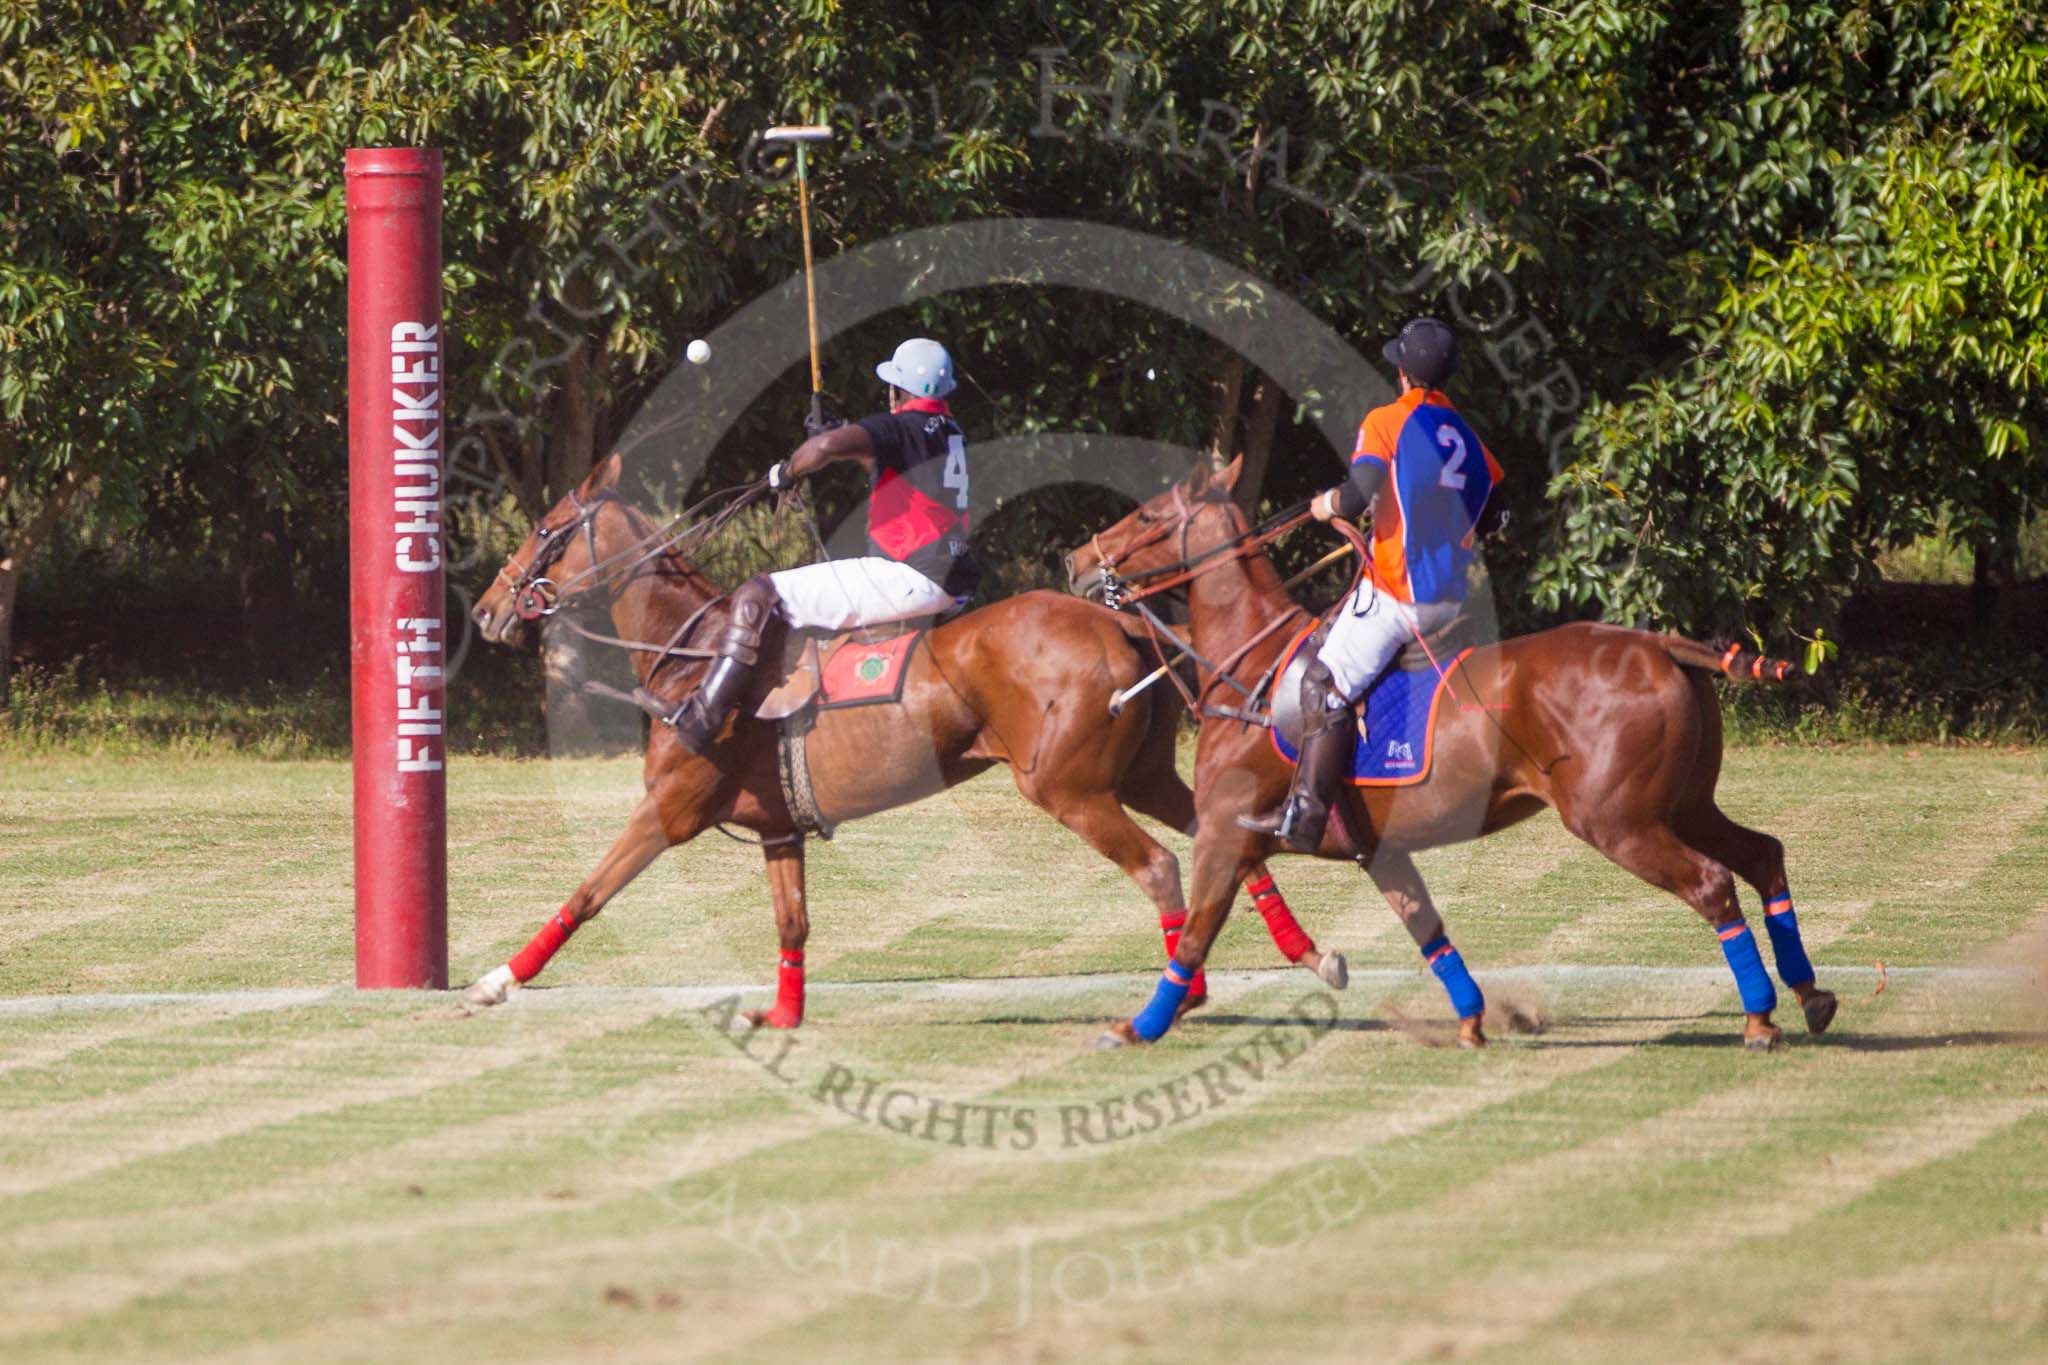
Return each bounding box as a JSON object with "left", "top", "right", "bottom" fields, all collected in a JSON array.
[{"left": 818, "top": 629, "right": 924, "bottom": 709}]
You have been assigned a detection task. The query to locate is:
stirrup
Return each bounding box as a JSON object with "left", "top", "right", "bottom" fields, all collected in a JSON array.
[
  {"left": 668, "top": 694, "right": 721, "bottom": 755},
  {"left": 1236, "top": 797, "right": 1327, "bottom": 854}
]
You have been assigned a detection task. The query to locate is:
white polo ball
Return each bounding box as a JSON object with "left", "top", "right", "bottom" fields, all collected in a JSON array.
[{"left": 686, "top": 338, "right": 712, "bottom": 365}]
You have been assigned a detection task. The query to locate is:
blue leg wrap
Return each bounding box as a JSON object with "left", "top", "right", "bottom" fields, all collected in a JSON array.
[
  {"left": 1420, "top": 935, "right": 1485, "bottom": 1020},
  {"left": 1716, "top": 919, "right": 1778, "bottom": 1014},
  {"left": 1761, "top": 894, "right": 1815, "bottom": 987},
  {"left": 1131, "top": 962, "right": 1194, "bottom": 1041}
]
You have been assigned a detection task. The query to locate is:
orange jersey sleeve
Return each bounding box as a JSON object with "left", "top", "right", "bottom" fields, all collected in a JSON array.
[{"left": 1351, "top": 405, "right": 1401, "bottom": 468}]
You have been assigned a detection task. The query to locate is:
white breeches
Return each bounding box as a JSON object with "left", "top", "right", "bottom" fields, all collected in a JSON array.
[
  {"left": 767, "top": 558, "right": 963, "bottom": 631},
  {"left": 1315, "top": 582, "right": 1462, "bottom": 701}
]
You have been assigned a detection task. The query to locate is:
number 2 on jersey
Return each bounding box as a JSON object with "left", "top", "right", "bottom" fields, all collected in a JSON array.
[
  {"left": 942, "top": 434, "right": 969, "bottom": 510},
  {"left": 1436, "top": 425, "right": 1469, "bottom": 491}
]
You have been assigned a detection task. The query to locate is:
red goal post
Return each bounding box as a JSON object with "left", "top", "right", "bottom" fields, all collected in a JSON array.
[{"left": 345, "top": 148, "right": 448, "bottom": 989}]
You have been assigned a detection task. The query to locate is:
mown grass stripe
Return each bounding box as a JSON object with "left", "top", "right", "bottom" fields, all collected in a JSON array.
[
  {"left": 695, "top": 977, "right": 2024, "bottom": 1362},
  {"left": 619, "top": 990, "right": 1771, "bottom": 1360},
  {"left": 0, "top": 999, "right": 697, "bottom": 1216},
  {"left": 1464, "top": 1109, "right": 2048, "bottom": 1364}
]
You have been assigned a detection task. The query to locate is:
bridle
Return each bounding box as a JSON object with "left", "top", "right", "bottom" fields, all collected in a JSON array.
[
  {"left": 1084, "top": 485, "right": 1340, "bottom": 721},
  {"left": 1091, "top": 486, "right": 1314, "bottom": 610},
  {"left": 494, "top": 486, "right": 610, "bottom": 622},
  {"left": 493, "top": 477, "right": 773, "bottom": 623}
]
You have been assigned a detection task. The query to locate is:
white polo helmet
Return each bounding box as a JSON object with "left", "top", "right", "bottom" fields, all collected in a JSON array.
[{"left": 875, "top": 337, "right": 956, "bottom": 398}]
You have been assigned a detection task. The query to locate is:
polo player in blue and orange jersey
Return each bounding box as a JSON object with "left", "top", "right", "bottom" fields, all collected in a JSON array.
[{"left": 1239, "top": 317, "right": 1504, "bottom": 852}]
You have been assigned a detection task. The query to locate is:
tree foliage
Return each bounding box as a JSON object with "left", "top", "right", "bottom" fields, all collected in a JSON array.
[
  {"left": 2, "top": 0, "right": 2043, "bottom": 700},
  {"left": 1536, "top": 0, "right": 2048, "bottom": 634}
]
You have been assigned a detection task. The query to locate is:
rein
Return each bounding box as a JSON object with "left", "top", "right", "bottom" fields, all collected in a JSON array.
[
  {"left": 496, "top": 478, "right": 770, "bottom": 623},
  {"left": 1099, "top": 489, "right": 1325, "bottom": 719},
  {"left": 1095, "top": 488, "right": 1313, "bottom": 608},
  {"left": 494, "top": 478, "right": 773, "bottom": 687}
]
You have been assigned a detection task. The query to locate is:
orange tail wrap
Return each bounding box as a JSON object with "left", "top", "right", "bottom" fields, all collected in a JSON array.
[{"left": 1667, "top": 637, "right": 1798, "bottom": 684}]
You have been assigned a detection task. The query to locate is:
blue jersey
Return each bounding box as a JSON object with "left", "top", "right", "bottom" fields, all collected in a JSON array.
[{"left": 1350, "top": 388, "right": 1502, "bottom": 603}]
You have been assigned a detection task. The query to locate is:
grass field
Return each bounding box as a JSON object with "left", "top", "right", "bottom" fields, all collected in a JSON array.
[{"left": 4, "top": 746, "right": 2046, "bottom": 1363}]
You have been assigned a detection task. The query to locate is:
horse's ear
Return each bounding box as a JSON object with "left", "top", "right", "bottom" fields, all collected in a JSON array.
[
  {"left": 581, "top": 452, "right": 624, "bottom": 494},
  {"left": 1187, "top": 457, "right": 1213, "bottom": 495},
  {"left": 1217, "top": 453, "right": 1244, "bottom": 493}
]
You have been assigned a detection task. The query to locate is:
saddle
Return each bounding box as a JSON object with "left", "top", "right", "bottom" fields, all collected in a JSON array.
[
  {"left": 751, "top": 616, "right": 950, "bottom": 843},
  {"left": 1389, "top": 611, "right": 1480, "bottom": 673},
  {"left": 1265, "top": 611, "right": 1475, "bottom": 744},
  {"left": 754, "top": 616, "right": 949, "bottom": 721}
]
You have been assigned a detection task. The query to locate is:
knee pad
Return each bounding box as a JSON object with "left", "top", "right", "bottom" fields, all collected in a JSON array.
[
  {"left": 718, "top": 574, "right": 782, "bottom": 664},
  {"left": 1300, "top": 659, "right": 1348, "bottom": 726}
]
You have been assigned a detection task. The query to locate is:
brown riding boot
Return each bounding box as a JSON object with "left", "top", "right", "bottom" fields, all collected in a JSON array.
[
  {"left": 670, "top": 575, "right": 780, "bottom": 755},
  {"left": 1237, "top": 659, "right": 1353, "bottom": 853}
]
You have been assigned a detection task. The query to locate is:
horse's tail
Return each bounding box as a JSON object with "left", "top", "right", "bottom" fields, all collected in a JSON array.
[{"left": 1662, "top": 635, "right": 1799, "bottom": 684}]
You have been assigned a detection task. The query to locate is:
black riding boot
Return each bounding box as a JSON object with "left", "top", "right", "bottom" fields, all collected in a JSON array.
[
  {"left": 670, "top": 575, "right": 780, "bottom": 755},
  {"left": 1237, "top": 659, "right": 1353, "bottom": 854}
]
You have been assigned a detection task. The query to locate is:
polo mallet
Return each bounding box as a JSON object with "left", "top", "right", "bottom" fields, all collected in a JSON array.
[{"left": 763, "top": 124, "right": 834, "bottom": 428}]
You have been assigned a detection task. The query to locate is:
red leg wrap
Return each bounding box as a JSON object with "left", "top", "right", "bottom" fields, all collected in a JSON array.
[
  {"left": 508, "top": 907, "right": 578, "bottom": 983},
  {"left": 1247, "top": 875, "right": 1314, "bottom": 963},
  {"left": 764, "top": 950, "right": 804, "bottom": 1029},
  {"left": 1159, "top": 911, "right": 1207, "bottom": 1000}
]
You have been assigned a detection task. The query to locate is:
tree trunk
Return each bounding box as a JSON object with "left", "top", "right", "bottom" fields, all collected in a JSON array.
[
  {"left": 1971, "top": 528, "right": 2021, "bottom": 630},
  {"left": 0, "top": 552, "right": 21, "bottom": 707},
  {"left": 1207, "top": 354, "right": 1246, "bottom": 469},
  {"left": 1236, "top": 371, "right": 1285, "bottom": 511},
  {"left": 1204, "top": 127, "right": 1268, "bottom": 484},
  {"left": 0, "top": 466, "right": 87, "bottom": 707},
  {"left": 543, "top": 334, "right": 600, "bottom": 503},
  {"left": 541, "top": 619, "right": 641, "bottom": 755},
  {"left": 534, "top": 335, "right": 622, "bottom": 752}
]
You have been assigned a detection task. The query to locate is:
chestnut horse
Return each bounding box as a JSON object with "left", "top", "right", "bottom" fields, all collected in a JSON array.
[
  {"left": 461, "top": 455, "right": 1342, "bottom": 1026},
  {"left": 1067, "top": 456, "right": 1837, "bottom": 1051}
]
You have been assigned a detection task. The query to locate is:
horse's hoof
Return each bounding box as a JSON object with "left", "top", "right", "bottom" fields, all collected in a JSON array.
[
  {"left": 1743, "top": 1025, "right": 1786, "bottom": 1053},
  {"left": 462, "top": 965, "right": 515, "bottom": 1008},
  {"left": 1801, "top": 990, "right": 1839, "bottom": 1035},
  {"left": 1096, "top": 1019, "right": 1142, "bottom": 1050},
  {"left": 742, "top": 1008, "right": 801, "bottom": 1030},
  {"left": 1458, "top": 1018, "right": 1488, "bottom": 1049},
  {"left": 1315, "top": 951, "right": 1350, "bottom": 991},
  {"left": 1173, "top": 991, "right": 1209, "bottom": 1021}
]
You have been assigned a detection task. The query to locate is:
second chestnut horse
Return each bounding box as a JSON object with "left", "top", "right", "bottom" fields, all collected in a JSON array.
[{"left": 1067, "top": 456, "right": 1837, "bottom": 1052}]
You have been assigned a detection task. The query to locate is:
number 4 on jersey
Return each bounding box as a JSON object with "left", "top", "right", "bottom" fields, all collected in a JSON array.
[{"left": 943, "top": 434, "right": 969, "bottom": 510}]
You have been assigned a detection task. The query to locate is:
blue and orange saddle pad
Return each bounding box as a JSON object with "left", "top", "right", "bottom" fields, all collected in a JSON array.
[{"left": 1268, "top": 625, "right": 1474, "bottom": 786}]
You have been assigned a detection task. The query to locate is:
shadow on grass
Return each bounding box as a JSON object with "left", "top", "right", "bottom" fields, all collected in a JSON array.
[
  {"left": 1646, "top": 1028, "right": 2048, "bottom": 1051},
  {"left": 1184, "top": 1012, "right": 1389, "bottom": 1033},
  {"left": 962, "top": 1012, "right": 1389, "bottom": 1033}
]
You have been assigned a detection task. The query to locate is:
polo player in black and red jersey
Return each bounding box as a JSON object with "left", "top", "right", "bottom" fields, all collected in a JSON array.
[{"left": 669, "top": 337, "right": 980, "bottom": 754}]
